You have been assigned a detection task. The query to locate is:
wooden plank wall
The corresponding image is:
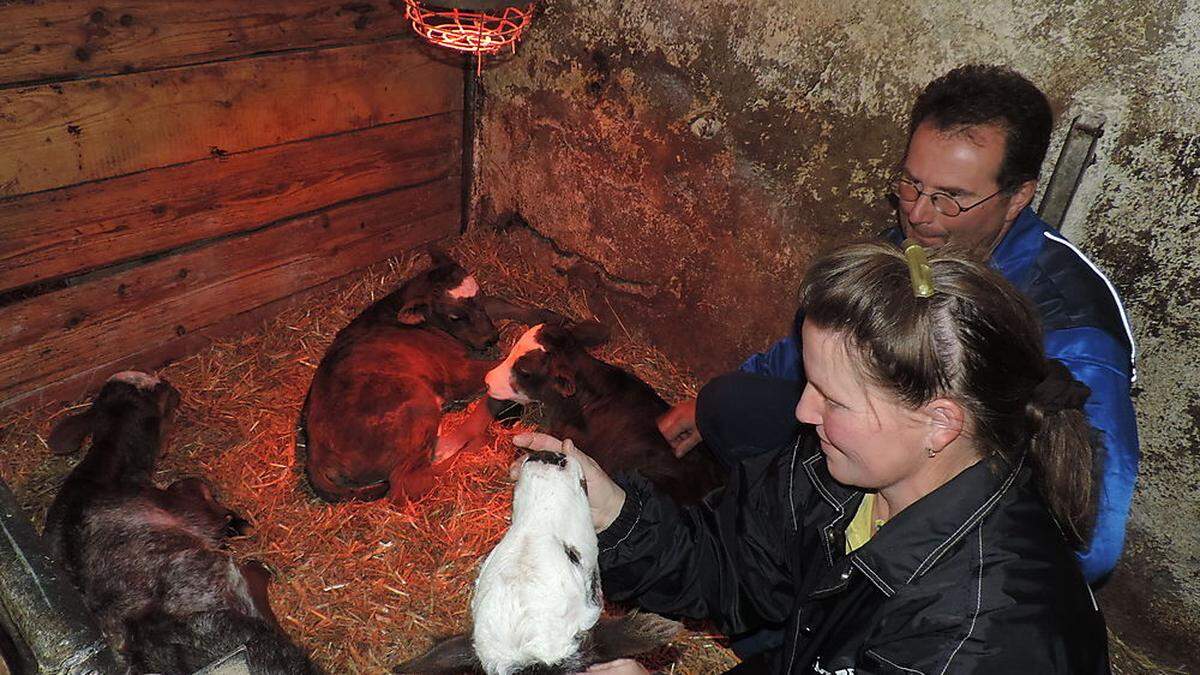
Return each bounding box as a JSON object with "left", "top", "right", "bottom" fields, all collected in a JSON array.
[{"left": 0, "top": 1, "right": 465, "bottom": 409}]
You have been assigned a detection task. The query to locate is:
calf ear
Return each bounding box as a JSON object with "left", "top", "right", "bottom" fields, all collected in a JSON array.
[
  {"left": 47, "top": 409, "right": 96, "bottom": 455},
  {"left": 570, "top": 320, "right": 611, "bottom": 348},
  {"left": 551, "top": 366, "right": 577, "bottom": 398},
  {"left": 425, "top": 246, "right": 454, "bottom": 269},
  {"left": 392, "top": 633, "right": 479, "bottom": 674},
  {"left": 156, "top": 381, "right": 181, "bottom": 418},
  {"left": 397, "top": 300, "right": 431, "bottom": 326},
  {"left": 587, "top": 612, "right": 683, "bottom": 664}
]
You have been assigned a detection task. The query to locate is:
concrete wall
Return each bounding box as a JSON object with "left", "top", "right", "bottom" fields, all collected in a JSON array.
[{"left": 472, "top": 1, "right": 1200, "bottom": 665}]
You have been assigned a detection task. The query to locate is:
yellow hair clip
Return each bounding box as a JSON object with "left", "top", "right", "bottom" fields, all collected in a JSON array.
[{"left": 902, "top": 239, "right": 936, "bottom": 298}]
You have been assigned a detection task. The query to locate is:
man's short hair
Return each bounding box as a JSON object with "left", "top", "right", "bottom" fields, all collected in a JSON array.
[{"left": 909, "top": 65, "right": 1053, "bottom": 193}]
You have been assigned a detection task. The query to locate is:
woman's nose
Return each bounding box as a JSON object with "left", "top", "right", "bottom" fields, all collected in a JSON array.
[{"left": 796, "top": 385, "right": 820, "bottom": 424}]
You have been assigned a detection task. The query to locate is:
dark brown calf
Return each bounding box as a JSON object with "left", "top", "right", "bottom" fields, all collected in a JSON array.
[
  {"left": 300, "top": 250, "right": 555, "bottom": 503},
  {"left": 485, "top": 322, "right": 724, "bottom": 504}
]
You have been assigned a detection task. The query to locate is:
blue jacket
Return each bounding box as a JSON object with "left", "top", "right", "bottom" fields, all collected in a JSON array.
[{"left": 740, "top": 208, "right": 1139, "bottom": 583}]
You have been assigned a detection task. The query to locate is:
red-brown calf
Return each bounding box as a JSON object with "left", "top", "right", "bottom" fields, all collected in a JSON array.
[{"left": 300, "top": 250, "right": 549, "bottom": 503}]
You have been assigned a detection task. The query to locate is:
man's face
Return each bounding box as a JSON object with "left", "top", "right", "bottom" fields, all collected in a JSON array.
[{"left": 897, "top": 121, "right": 1030, "bottom": 257}]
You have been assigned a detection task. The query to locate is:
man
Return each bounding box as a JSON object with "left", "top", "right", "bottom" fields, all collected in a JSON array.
[{"left": 660, "top": 64, "right": 1138, "bottom": 586}]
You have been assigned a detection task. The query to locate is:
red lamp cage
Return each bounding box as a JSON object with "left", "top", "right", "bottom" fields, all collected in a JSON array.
[{"left": 402, "top": 0, "right": 535, "bottom": 73}]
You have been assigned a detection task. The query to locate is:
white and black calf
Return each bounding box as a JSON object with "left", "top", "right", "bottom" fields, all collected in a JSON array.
[
  {"left": 394, "top": 449, "right": 681, "bottom": 675},
  {"left": 484, "top": 322, "right": 724, "bottom": 504},
  {"left": 43, "top": 371, "right": 320, "bottom": 674}
]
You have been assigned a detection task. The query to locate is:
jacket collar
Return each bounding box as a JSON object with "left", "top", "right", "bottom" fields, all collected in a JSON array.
[
  {"left": 884, "top": 207, "right": 1055, "bottom": 287},
  {"left": 800, "top": 435, "right": 1025, "bottom": 598},
  {"left": 988, "top": 207, "right": 1054, "bottom": 284}
]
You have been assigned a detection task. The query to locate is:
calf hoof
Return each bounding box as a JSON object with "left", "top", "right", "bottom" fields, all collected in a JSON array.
[{"left": 433, "top": 429, "right": 482, "bottom": 464}]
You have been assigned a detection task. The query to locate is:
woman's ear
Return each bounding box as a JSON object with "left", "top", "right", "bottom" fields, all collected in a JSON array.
[{"left": 923, "top": 397, "right": 965, "bottom": 455}]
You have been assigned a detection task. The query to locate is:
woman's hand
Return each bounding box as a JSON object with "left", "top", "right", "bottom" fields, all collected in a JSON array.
[
  {"left": 512, "top": 432, "right": 627, "bottom": 532},
  {"left": 584, "top": 659, "right": 652, "bottom": 674}
]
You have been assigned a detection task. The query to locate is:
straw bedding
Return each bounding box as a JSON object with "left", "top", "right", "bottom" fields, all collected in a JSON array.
[{"left": 0, "top": 229, "right": 737, "bottom": 674}]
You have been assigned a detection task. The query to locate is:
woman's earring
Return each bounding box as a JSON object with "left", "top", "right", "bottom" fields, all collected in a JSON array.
[{"left": 925, "top": 447, "right": 935, "bottom": 458}]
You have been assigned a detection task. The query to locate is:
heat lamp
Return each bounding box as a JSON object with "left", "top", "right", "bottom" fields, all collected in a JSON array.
[{"left": 402, "top": 0, "right": 536, "bottom": 73}]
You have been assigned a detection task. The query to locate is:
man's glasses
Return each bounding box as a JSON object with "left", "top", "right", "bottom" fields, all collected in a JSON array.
[{"left": 891, "top": 176, "right": 1003, "bottom": 217}]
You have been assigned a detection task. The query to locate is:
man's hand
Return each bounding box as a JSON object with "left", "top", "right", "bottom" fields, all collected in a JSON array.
[
  {"left": 657, "top": 397, "right": 701, "bottom": 458},
  {"left": 512, "top": 432, "right": 626, "bottom": 532}
]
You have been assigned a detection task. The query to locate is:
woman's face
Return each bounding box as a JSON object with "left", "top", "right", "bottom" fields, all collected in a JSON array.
[{"left": 795, "top": 321, "right": 929, "bottom": 490}]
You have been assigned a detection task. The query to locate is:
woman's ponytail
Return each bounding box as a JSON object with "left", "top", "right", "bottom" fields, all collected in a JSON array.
[{"left": 1026, "top": 361, "right": 1099, "bottom": 547}]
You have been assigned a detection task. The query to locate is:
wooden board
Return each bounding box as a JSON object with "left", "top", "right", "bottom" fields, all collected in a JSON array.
[
  {"left": 0, "top": 40, "right": 463, "bottom": 198},
  {"left": 0, "top": 177, "right": 459, "bottom": 407},
  {"left": 0, "top": 112, "right": 462, "bottom": 294},
  {"left": 0, "top": 0, "right": 421, "bottom": 87}
]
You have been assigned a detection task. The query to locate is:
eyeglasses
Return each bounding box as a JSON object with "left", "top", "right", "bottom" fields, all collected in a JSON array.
[{"left": 891, "top": 176, "right": 1003, "bottom": 217}]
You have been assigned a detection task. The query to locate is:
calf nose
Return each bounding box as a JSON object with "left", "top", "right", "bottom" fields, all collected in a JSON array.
[
  {"left": 484, "top": 365, "right": 513, "bottom": 400},
  {"left": 524, "top": 450, "right": 568, "bottom": 467}
]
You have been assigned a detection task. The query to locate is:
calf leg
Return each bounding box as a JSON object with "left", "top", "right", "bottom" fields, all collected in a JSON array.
[
  {"left": 163, "top": 478, "right": 249, "bottom": 540},
  {"left": 482, "top": 296, "right": 564, "bottom": 326},
  {"left": 239, "top": 560, "right": 282, "bottom": 631}
]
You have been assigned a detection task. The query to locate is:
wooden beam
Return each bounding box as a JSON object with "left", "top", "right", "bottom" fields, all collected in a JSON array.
[
  {"left": 0, "top": 40, "right": 463, "bottom": 198},
  {"left": 0, "top": 1, "right": 422, "bottom": 87},
  {"left": 0, "top": 112, "right": 461, "bottom": 294},
  {"left": 0, "top": 177, "right": 459, "bottom": 407}
]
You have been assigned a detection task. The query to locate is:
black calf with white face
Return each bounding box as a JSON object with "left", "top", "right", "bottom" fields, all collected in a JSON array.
[
  {"left": 485, "top": 321, "right": 611, "bottom": 405},
  {"left": 485, "top": 322, "right": 724, "bottom": 504}
]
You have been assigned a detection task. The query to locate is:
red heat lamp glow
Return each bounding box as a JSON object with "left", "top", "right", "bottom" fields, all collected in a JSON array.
[{"left": 402, "top": 0, "right": 535, "bottom": 73}]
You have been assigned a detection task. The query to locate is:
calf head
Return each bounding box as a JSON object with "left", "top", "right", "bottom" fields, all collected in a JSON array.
[
  {"left": 511, "top": 450, "right": 591, "bottom": 528},
  {"left": 484, "top": 321, "right": 611, "bottom": 405},
  {"left": 48, "top": 371, "right": 181, "bottom": 456},
  {"left": 393, "top": 249, "right": 498, "bottom": 351}
]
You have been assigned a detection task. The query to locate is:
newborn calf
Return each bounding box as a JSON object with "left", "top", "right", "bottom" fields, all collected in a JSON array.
[
  {"left": 394, "top": 448, "right": 680, "bottom": 674},
  {"left": 300, "top": 250, "right": 501, "bottom": 503},
  {"left": 484, "top": 322, "right": 723, "bottom": 504},
  {"left": 43, "top": 371, "right": 320, "bottom": 674}
]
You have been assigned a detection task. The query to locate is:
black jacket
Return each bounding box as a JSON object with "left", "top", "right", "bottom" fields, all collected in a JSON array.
[{"left": 597, "top": 434, "right": 1110, "bottom": 674}]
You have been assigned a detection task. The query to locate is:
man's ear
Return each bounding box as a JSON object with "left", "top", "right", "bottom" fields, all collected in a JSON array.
[
  {"left": 1004, "top": 179, "right": 1037, "bottom": 223},
  {"left": 923, "top": 397, "right": 965, "bottom": 455},
  {"left": 397, "top": 300, "right": 430, "bottom": 326}
]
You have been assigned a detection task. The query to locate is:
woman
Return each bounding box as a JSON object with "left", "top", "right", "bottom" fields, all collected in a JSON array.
[{"left": 516, "top": 241, "right": 1110, "bottom": 674}]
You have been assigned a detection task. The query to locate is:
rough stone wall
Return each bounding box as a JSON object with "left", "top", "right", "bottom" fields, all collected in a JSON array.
[{"left": 473, "top": 1, "right": 1200, "bottom": 665}]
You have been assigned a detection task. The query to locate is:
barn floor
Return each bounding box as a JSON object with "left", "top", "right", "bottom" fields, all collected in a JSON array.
[{"left": 0, "top": 228, "right": 1177, "bottom": 674}]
